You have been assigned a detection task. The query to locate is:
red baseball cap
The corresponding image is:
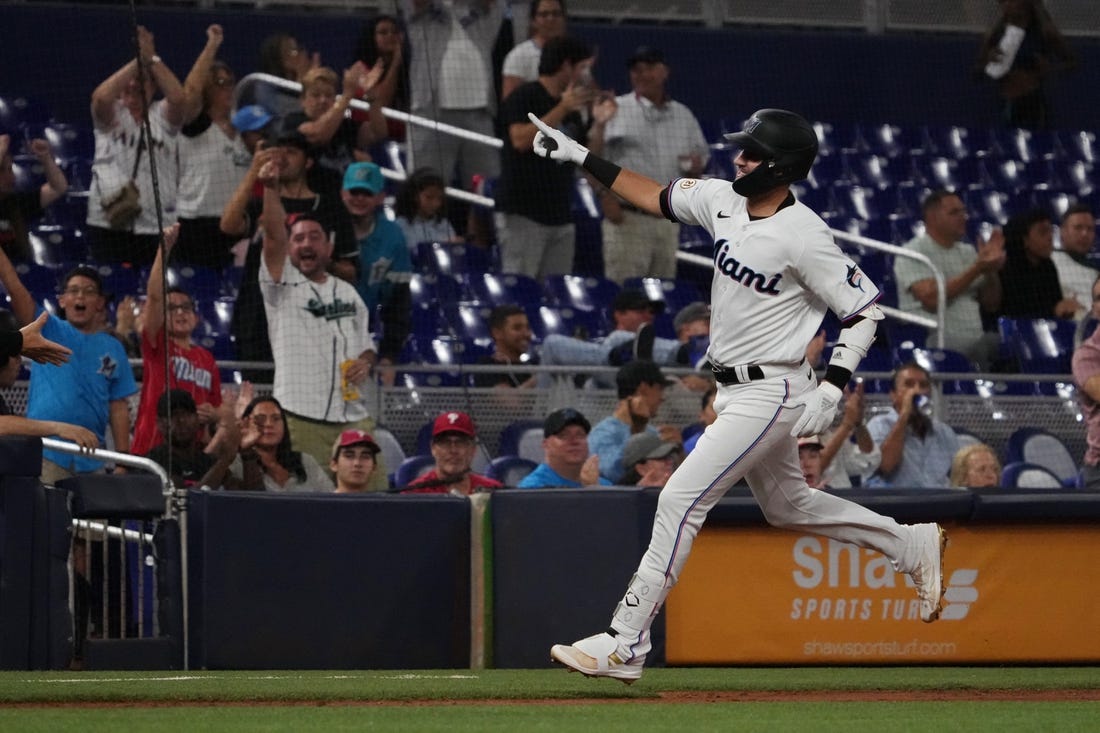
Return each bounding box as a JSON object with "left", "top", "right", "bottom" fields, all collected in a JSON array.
[
  {"left": 331, "top": 429, "right": 380, "bottom": 459},
  {"left": 432, "top": 411, "right": 476, "bottom": 438}
]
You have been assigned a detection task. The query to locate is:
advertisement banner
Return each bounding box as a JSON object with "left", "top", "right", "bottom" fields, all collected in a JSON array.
[{"left": 665, "top": 525, "right": 1100, "bottom": 664}]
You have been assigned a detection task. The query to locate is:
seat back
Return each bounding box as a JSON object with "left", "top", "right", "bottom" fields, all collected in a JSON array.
[
  {"left": 498, "top": 419, "right": 546, "bottom": 463},
  {"left": 393, "top": 455, "right": 435, "bottom": 488},
  {"left": 998, "top": 317, "right": 1075, "bottom": 374},
  {"left": 372, "top": 427, "right": 408, "bottom": 487},
  {"left": 1000, "top": 461, "right": 1065, "bottom": 490},
  {"left": 486, "top": 455, "right": 538, "bottom": 486},
  {"left": 894, "top": 346, "right": 977, "bottom": 394},
  {"left": 1004, "top": 427, "right": 1078, "bottom": 485}
]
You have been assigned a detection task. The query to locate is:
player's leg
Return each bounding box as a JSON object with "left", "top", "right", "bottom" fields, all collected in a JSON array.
[
  {"left": 743, "top": 406, "right": 946, "bottom": 621},
  {"left": 536, "top": 331, "right": 633, "bottom": 388},
  {"left": 550, "top": 379, "right": 781, "bottom": 680}
]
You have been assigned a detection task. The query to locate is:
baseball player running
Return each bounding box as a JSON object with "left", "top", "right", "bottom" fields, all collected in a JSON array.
[{"left": 528, "top": 108, "right": 947, "bottom": 683}]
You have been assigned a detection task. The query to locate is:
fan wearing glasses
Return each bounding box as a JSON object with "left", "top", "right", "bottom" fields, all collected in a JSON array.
[
  {"left": 131, "top": 223, "right": 223, "bottom": 458},
  {"left": 0, "top": 253, "right": 137, "bottom": 484},
  {"left": 500, "top": 0, "right": 568, "bottom": 102}
]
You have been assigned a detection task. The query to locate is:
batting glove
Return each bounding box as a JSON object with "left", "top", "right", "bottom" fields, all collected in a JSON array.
[
  {"left": 528, "top": 112, "right": 589, "bottom": 165},
  {"left": 789, "top": 382, "right": 842, "bottom": 438}
]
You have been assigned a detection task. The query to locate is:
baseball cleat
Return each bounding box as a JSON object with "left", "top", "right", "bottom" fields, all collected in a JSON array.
[
  {"left": 910, "top": 523, "right": 948, "bottom": 623},
  {"left": 550, "top": 632, "right": 643, "bottom": 684},
  {"left": 633, "top": 323, "right": 655, "bottom": 362}
]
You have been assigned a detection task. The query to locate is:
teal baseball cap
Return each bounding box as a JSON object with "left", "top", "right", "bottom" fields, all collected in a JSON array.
[{"left": 342, "top": 162, "right": 385, "bottom": 194}]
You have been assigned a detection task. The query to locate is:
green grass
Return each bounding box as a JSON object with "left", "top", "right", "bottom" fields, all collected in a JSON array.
[{"left": 0, "top": 668, "right": 1097, "bottom": 732}]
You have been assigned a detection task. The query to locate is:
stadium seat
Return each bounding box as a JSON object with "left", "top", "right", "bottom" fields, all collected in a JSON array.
[
  {"left": 1004, "top": 427, "right": 1079, "bottom": 487},
  {"left": 1062, "top": 130, "right": 1096, "bottom": 164},
  {"left": 31, "top": 223, "right": 88, "bottom": 263},
  {"left": 14, "top": 262, "right": 62, "bottom": 301},
  {"left": 393, "top": 454, "right": 435, "bottom": 488},
  {"left": 998, "top": 317, "right": 1075, "bottom": 374},
  {"left": 403, "top": 336, "right": 487, "bottom": 387},
  {"left": 893, "top": 346, "right": 977, "bottom": 395},
  {"left": 94, "top": 262, "right": 142, "bottom": 299},
  {"left": 409, "top": 272, "right": 464, "bottom": 311},
  {"left": 414, "top": 241, "right": 496, "bottom": 277},
  {"left": 999, "top": 461, "right": 1066, "bottom": 490},
  {"left": 485, "top": 455, "right": 538, "bottom": 485},
  {"left": 528, "top": 304, "right": 606, "bottom": 343},
  {"left": 852, "top": 122, "right": 920, "bottom": 159},
  {"left": 952, "top": 427, "right": 985, "bottom": 451},
  {"left": 498, "top": 418, "right": 546, "bottom": 464},
  {"left": 0, "top": 94, "right": 53, "bottom": 130},
  {"left": 162, "top": 264, "right": 224, "bottom": 300},
  {"left": 10, "top": 155, "right": 43, "bottom": 191},
  {"left": 441, "top": 302, "right": 493, "bottom": 346},
  {"left": 542, "top": 274, "right": 620, "bottom": 314},
  {"left": 42, "top": 122, "right": 94, "bottom": 163},
  {"left": 622, "top": 277, "right": 706, "bottom": 317},
  {"left": 919, "top": 124, "right": 974, "bottom": 159},
  {"left": 465, "top": 272, "right": 544, "bottom": 310},
  {"left": 372, "top": 427, "right": 408, "bottom": 486}
]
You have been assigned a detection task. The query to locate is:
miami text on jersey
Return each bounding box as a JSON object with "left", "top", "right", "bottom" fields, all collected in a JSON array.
[
  {"left": 714, "top": 239, "right": 782, "bottom": 295},
  {"left": 171, "top": 355, "right": 213, "bottom": 390}
]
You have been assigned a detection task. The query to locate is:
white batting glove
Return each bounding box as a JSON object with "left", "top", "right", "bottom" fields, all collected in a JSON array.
[
  {"left": 788, "top": 382, "right": 842, "bottom": 438},
  {"left": 528, "top": 112, "right": 589, "bottom": 165}
]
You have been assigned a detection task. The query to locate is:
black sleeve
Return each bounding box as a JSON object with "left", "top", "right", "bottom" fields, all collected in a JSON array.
[
  {"left": 378, "top": 283, "right": 412, "bottom": 361},
  {"left": 0, "top": 330, "right": 23, "bottom": 360}
]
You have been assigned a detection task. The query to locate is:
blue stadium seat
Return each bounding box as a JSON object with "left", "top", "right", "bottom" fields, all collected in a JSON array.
[
  {"left": 414, "top": 241, "right": 496, "bottom": 277},
  {"left": 485, "top": 455, "right": 538, "bottom": 485},
  {"left": 852, "top": 122, "right": 920, "bottom": 159},
  {"left": 402, "top": 336, "right": 487, "bottom": 387},
  {"left": 1061, "top": 130, "right": 1097, "bottom": 164},
  {"left": 997, "top": 317, "right": 1075, "bottom": 373},
  {"left": 999, "top": 461, "right": 1066, "bottom": 490},
  {"left": 893, "top": 346, "right": 977, "bottom": 394},
  {"left": 542, "top": 274, "right": 620, "bottom": 314},
  {"left": 44, "top": 193, "right": 89, "bottom": 227},
  {"left": 14, "top": 262, "right": 62, "bottom": 301},
  {"left": 441, "top": 302, "right": 493, "bottom": 346},
  {"left": 393, "top": 455, "right": 435, "bottom": 488},
  {"left": 42, "top": 123, "right": 94, "bottom": 163},
  {"left": 528, "top": 304, "right": 606, "bottom": 343},
  {"left": 621, "top": 277, "right": 706, "bottom": 317},
  {"left": 31, "top": 223, "right": 88, "bottom": 264},
  {"left": 919, "top": 125, "right": 974, "bottom": 159},
  {"left": 498, "top": 418, "right": 546, "bottom": 463},
  {"left": 94, "top": 262, "right": 142, "bottom": 300},
  {"left": 409, "top": 272, "right": 464, "bottom": 311},
  {"left": 1004, "top": 427, "right": 1079, "bottom": 487},
  {"left": 160, "top": 264, "right": 224, "bottom": 300},
  {"left": 0, "top": 94, "right": 53, "bottom": 131},
  {"left": 10, "top": 155, "right": 43, "bottom": 191},
  {"left": 465, "top": 271, "right": 544, "bottom": 310}
]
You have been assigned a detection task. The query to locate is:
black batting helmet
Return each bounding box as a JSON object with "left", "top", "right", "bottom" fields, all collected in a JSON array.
[{"left": 725, "top": 108, "right": 819, "bottom": 197}]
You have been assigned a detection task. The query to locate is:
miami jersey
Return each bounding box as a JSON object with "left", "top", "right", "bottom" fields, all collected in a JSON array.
[{"left": 664, "top": 177, "right": 879, "bottom": 367}]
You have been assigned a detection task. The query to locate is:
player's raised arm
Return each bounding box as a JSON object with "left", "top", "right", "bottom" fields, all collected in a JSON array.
[{"left": 528, "top": 112, "right": 666, "bottom": 216}]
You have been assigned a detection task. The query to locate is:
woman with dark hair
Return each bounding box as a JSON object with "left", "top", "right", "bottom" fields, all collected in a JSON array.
[
  {"left": 976, "top": 0, "right": 1076, "bottom": 129},
  {"left": 393, "top": 167, "right": 460, "bottom": 249},
  {"left": 234, "top": 392, "right": 334, "bottom": 492},
  {"left": 352, "top": 14, "right": 410, "bottom": 141},
  {"left": 174, "top": 26, "right": 251, "bottom": 268},
  {"left": 239, "top": 32, "right": 318, "bottom": 121},
  {"left": 999, "top": 208, "right": 1077, "bottom": 319}
]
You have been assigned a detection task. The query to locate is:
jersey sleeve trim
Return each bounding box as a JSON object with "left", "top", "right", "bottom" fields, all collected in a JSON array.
[
  {"left": 842, "top": 292, "right": 882, "bottom": 323},
  {"left": 660, "top": 182, "right": 678, "bottom": 223}
]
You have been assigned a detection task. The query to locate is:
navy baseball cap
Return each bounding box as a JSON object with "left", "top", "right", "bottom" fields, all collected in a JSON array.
[
  {"left": 544, "top": 408, "right": 591, "bottom": 437},
  {"left": 612, "top": 289, "right": 665, "bottom": 314},
  {"left": 617, "top": 360, "right": 674, "bottom": 395},
  {"left": 627, "top": 46, "right": 666, "bottom": 67}
]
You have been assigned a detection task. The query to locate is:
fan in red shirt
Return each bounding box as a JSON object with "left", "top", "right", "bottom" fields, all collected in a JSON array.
[
  {"left": 131, "top": 223, "right": 222, "bottom": 456},
  {"left": 402, "top": 411, "right": 502, "bottom": 495}
]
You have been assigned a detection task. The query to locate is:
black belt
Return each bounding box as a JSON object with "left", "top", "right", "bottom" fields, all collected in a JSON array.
[{"left": 711, "top": 364, "right": 765, "bottom": 385}]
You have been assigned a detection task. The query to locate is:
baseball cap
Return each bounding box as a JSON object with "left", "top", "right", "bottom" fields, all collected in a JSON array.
[
  {"left": 627, "top": 46, "right": 666, "bottom": 67},
  {"left": 622, "top": 431, "right": 680, "bottom": 471},
  {"left": 798, "top": 435, "right": 825, "bottom": 450},
  {"left": 157, "top": 389, "right": 197, "bottom": 418},
  {"left": 432, "top": 411, "right": 476, "bottom": 438},
  {"left": 543, "top": 407, "right": 591, "bottom": 437},
  {"left": 331, "top": 429, "right": 381, "bottom": 459},
  {"left": 612, "top": 289, "right": 665, "bottom": 314},
  {"left": 672, "top": 302, "right": 710, "bottom": 332},
  {"left": 342, "top": 162, "right": 385, "bottom": 194},
  {"left": 231, "top": 104, "right": 273, "bottom": 132},
  {"left": 617, "top": 360, "right": 674, "bottom": 394}
]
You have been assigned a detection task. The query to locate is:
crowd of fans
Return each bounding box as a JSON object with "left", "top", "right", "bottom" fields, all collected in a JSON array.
[{"left": 0, "top": 0, "right": 1097, "bottom": 493}]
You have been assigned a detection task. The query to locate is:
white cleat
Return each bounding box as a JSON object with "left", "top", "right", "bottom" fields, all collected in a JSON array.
[
  {"left": 550, "top": 632, "right": 643, "bottom": 685},
  {"left": 910, "top": 523, "right": 948, "bottom": 623}
]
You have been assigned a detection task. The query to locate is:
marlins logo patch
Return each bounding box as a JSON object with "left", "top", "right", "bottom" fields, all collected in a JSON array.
[
  {"left": 845, "top": 264, "right": 866, "bottom": 292},
  {"left": 679, "top": 179, "right": 698, "bottom": 189}
]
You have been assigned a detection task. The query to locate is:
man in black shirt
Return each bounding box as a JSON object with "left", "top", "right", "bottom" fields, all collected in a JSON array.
[{"left": 495, "top": 36, "right": 613, "bottom": 279}]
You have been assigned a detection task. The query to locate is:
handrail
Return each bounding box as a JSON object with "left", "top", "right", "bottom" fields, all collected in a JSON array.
[
  {"left": 236, "top": 72, "right": 498, "bottom": 208},
  {"left": 41, "top": 437, "right": 171, "bottom": 488}
]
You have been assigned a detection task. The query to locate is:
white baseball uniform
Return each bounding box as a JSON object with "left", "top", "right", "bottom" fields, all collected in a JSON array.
[{"left": 607, "top": 178, "right": 929, "bottom": 665}]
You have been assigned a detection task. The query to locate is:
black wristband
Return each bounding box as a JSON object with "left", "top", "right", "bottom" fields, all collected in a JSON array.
[
  {"left": 823, "top": 365, "right": 852, "bottom": 391},
  {"left": 582, "top": 153, "right": 622, "bottom": 190}
]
